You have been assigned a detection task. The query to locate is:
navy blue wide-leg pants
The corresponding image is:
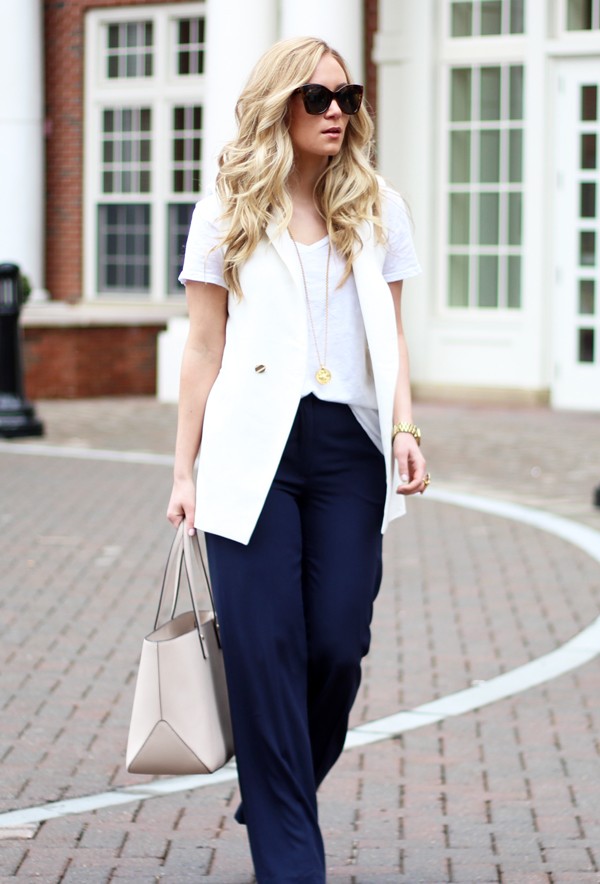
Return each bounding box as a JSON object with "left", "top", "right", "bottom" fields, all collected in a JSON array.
[{"left": 205, "top": 394, "right": 386, "bottom": 884}]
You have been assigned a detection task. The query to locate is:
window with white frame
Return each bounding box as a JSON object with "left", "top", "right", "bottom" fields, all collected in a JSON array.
[
  {"left": 566, "top": 0, "right": 600, "bottom": 29},
  {"left": 447, "top": 64, "right": 524, "bottom": 309},
  {"left": 450, "top": 0, "right": 525, "bottom": 37},
  {"left": 85, "top": 4, "right": 206, "bottom": 300}
]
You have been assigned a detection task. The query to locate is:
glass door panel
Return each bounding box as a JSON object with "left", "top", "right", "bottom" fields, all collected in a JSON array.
[{"left": 552, "top": 62, "right": 600, "bottom": 409}]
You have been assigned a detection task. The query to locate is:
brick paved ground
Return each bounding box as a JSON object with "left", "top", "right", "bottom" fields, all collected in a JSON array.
[{"left": 0, "top": 398, "right": 599, "bottom": 882}]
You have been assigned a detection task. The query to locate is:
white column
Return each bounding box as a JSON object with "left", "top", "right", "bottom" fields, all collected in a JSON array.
[
  {"left": 374, "top": 0, "right": 435, "bottom": 383},
  {"left": 0, "top": 0, "right": 45, "bottom": 293},
  {"left": 202, "top": 0, "right": 278, "bottom": 192},
  {"left": 280, "top": 0, "right": 364, "bottom": 82},
  {"left": 159, "top": 0, "right": 278, "bottom": 401}
]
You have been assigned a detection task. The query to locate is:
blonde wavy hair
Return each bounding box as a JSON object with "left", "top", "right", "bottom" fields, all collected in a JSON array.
[{"left": 216, "top": 36, "right": 384, "bottom": 297}]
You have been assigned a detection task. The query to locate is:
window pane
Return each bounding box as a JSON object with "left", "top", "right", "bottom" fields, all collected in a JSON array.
[
  {"left": 451, "top": 69, "right": 472, "bottom": 121},
  {"left": 449, "top": 193, "right": 470, "bottom": 244},
  {"left": 508, "top": 192, "right": 522, "bottom": 245},
  {"left": 582, "top": 86, "right": 598, "bottom": 122},
  {"left": 447, "top": 63, "right": 524, "bottom": 313},
  {"left": 509, "top": 129, "right": 523, "bottom": 182},
  {"left": 480, "top": 67, "right": 501, "bottom": 120},
  {"left": 481, "top": 1, "right": 502, "bottom": 35},
  {"left": 479, "top": 192, "right": 500, "bottom": 245},
  {"left": 478, "top": 255, "right": 499, "bottom": 307},
  {"left": 451, "top": 131, "right": 471, "bottom": 182},
  {"left": 174, "top": 138, "right": 185, "bottom": 162},
  {"left": 171, "top": 105, "right": 203, "bottom": 194},
  {"left": 568, "top": 0, "right": 593, "bottom": 30},
  {"left": 451, "top": 2, "right": 473, "bottom": 36},
  {"left": 581, "top": 133, "right": 597, "bottom": 169},
  {"left": 510, "top": 0, "right": 525, "bottom": 33},
  {"left": 167, "top": 203, "right": 195, "bottom": 293},
  {"left": 179, "top": 19, "right": 190, "bottom": 44},
  {"left": 101, "top": 107, "right": 152, "bottom": 195},
  {"left": 107, "top": 56, "right": 119, "bottom": 79},
  {"left": 580, "top": 231, "right": 596, "bottom": 265},
  {"left": 126, "top": 22, "right": 137, "bottom": 48},
  {"left": 480, "top": 130, "right": 500, "bottom": 182},
  {"left": 179, "top": 52, "right": 190, "bottom": 76},
  {"left": 97, "top": 204, "right": 151, "bottom": 293},
  {"left": 580, "top": 182, "right": 597, "bottom": 218},
  {"left": 176, "top": 17, "right": 205, "bottom": 76},
  {"left": 507, "top": 256, "right": 521, "bottom": 307},
  {"left": 509, "top": 66, "right": 524, "bottom": 120},
  {"left": 174, "top": 106, "right": 185, "bottom": 130},
  {"left": 449, "top": 255, "right": 470, "bottom": 306},
  {"left": 579, "top": 279, "right": 595, "bottom": 314},
  {"left": 105, "top": 21, "right": 153, "bottom": 80},
  {"left": 578, "top": 328, "right": 595, "bottom": 362},
  {"left": 107, "top": 24, "right": 119, "bottom": 49}
]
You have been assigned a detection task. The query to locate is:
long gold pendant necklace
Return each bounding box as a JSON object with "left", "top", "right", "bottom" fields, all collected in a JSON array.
[{"left": 289, "top": 231, "right": 332, "bottom": 385}]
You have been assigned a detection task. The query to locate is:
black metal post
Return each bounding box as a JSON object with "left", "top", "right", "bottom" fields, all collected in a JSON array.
[
  {"left": 0, "top": 262, "right": 44, "bottom": 437},
  {"left": 594, "top": 485, "right": 600, "bottom": 508}
]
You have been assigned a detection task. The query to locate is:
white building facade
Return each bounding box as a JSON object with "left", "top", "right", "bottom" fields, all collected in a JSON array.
[
  {"left": 377, "top": 0, "right": 600, "bottom": 410},
  {"left": 4, "top": 1, "right": 599, "bottom": 409}
]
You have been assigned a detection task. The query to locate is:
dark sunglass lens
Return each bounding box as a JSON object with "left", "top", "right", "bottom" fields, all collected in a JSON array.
[
  {"left": 338, "top": 85, "right": 363, "bottom": 114},
  {"left": 303, "top": 85, "right": 330, "bottom": 114}
]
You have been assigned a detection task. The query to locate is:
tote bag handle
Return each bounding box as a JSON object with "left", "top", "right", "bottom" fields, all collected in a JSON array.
[{"left": 153, "top": 523, "right": 222, "bottom": 658}]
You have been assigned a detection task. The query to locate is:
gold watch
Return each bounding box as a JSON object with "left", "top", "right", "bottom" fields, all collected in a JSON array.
[{"left": 392, "top": 422, "right": 421, "bottom": 446}]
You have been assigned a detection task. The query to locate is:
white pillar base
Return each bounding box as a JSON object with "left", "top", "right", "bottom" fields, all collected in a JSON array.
[{"left": 157, "top": 318, "right": 189, "bottom": 403}]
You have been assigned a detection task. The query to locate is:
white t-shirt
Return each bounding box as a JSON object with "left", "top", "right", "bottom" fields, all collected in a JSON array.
[{"left": 179, "top": 186, "right": 421, "bottom": 451}]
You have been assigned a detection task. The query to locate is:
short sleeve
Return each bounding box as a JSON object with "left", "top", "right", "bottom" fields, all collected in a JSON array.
[
  {"left": 178, "top": 195, "right": 226, "bottom": 288},
  {"left": 380, "top": 186, "right": 422, "bottom": 283}
]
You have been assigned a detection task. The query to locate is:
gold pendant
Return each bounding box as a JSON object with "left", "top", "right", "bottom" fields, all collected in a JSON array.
[{"left": 316, "top": 367, "right": 332, "bottom": 385}]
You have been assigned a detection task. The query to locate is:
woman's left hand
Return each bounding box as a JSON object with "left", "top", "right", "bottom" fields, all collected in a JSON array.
[{"left": 393, "top": 434, "right": 428, "bottom": 495}]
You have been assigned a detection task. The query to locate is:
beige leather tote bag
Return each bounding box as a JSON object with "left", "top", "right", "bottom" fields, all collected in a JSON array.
[{"left": 126, "top": 524, "right": 234, "bottom": 775}]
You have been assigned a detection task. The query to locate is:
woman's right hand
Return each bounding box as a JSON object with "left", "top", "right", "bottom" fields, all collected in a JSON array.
[{"left": 166, "top": 477, "right": 197, "bottom": 534}]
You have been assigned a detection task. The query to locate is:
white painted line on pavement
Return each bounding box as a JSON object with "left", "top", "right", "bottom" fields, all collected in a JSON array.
[
  {"left": 0, "top": 441, "right": 174, "bottom": 466},
  {"left": 0, "top": 475, "right": 599, "bottom": 830},
  {"left": 345, "top": 612, "right": 600, "bottom": 747},
  {"left": 428, "top": 487, "right": 600, "bottom": 564},
  {"left": 0, "top": 767, "right": 240, "bottom": 829}
]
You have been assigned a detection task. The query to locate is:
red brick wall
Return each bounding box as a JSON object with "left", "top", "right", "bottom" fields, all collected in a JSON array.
[
  {"left": 44, "top": 0, "right": 182, "bottom": 302},
  {"left": 364, "top": 0, "right": 378, "bottom": 117},
  {"left": 23, "top": 325, "right": 166, "bottom": 398}
]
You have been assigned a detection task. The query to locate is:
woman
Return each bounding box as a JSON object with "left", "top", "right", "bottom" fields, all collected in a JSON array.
[{"left": 167, "top": 35, "right": 428, "bottom": 884}]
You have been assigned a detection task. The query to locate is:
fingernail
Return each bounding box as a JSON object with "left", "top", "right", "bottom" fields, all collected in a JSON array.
[
  {"left": 400, "top": 474, "right": 409, "bottom": 483},
  {"left": 188, "top": 528, "right": 196, "bottom": 536}
]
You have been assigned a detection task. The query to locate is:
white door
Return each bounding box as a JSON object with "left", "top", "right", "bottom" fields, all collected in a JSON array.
[{"left": 553, "top": 61, "right": 600, "bottom": 410}]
